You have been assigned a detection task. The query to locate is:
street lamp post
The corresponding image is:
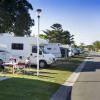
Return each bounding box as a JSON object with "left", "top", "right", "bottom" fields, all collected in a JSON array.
[{"left": 36, "top": 9, "right": 42, "bottom": 77}]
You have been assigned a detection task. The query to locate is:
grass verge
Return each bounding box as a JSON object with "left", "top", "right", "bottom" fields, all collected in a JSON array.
[{"left": 0, "top": 53, "right": 88, "bottom": 100}]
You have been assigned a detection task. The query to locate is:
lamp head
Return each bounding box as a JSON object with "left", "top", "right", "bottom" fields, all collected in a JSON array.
[{"left": 36, "top": 9, "right": 42, "bottom": 17}]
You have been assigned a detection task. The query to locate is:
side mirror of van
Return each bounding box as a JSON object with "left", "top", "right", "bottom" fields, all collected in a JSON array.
[{"left": 39, "top": 51, "right": 42, "bottom": 55}]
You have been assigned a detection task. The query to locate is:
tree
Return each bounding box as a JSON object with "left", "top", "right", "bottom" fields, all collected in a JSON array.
[
  {"left": 39, "top": 34, "right": 46, "bottom": 39},
  {"left": 0, "top": 0, "right": 34, "bottom": 36},
  {"left": 42, "top": 23, "right": 74, "bottom": 44},
  {"left": 61, "top": 31, "right": 74, "bottom": 44},
  {"left": 51, "top": 23, "right": 62, "bottom": 30},
  {"left": 86, "top": 45, "right": 94, "bottom": 51},
  {"left": 78, "top": 43, "right": 85, "bottom": 50},
  {"left": 72, "top": 43, "right": 78, "bottom": 48},
  {"left": 93, "top": 41, "right": 100, "bottom": 51}
]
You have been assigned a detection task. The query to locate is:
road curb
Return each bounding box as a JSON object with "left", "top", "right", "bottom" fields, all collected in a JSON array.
[{"left": 50, "top": 56, "right": 89, "bottom": 100}]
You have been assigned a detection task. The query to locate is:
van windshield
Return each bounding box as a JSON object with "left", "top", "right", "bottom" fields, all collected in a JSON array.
[
  {"left": 32, "top": 46, "right": 49, "bottom": 54},
  {"left": 42, "top": 48, "right": 49, "bottom": 54}
]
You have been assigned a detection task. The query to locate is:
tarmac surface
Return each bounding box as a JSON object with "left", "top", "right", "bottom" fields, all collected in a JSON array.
[{"left": 71, "top": 52, "right": 100, "bottom": 100}]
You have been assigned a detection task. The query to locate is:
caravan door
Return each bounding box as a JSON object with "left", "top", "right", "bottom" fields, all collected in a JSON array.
[{"left": 31, "top": 46, "right": 43, "bottom": 65}]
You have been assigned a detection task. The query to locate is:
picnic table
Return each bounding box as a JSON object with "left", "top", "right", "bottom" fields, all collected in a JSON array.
[{"left": 4, "top": 62, "right": 25, "bottom": 74}]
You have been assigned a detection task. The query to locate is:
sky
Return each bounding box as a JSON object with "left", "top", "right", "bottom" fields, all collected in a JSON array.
[{"left": 28, "top": 0, "right": 100, "bottom": 45}]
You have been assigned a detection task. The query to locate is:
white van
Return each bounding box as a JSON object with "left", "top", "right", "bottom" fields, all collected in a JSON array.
[{"left": 0, "top": 34, "right": 56, "bottom": 68}]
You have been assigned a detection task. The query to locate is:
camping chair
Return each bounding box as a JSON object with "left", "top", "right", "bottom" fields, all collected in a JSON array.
[{"left": 13, "top": 63, "right": 25, "bottom": 74}]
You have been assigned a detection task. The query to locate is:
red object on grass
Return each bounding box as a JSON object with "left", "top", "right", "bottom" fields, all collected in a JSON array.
[{"left": 16, "top": 63, "right": 25, "bottom": 66}]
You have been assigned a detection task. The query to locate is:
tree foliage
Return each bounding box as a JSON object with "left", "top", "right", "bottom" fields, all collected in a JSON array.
[
  {"left": 93, "top": 41, "right": 100, "bottom": 51},
  {"left": 72, "top": 43, "right": 78, "bottom": 48},
  {"left": 39, "top": 35, "right": 46, "bottom": 39},
  {"left": 86, "top": 45, "right": 94, "bottom": 51},
  {"left": 0, "top": 0, "right": 34, "bottom": 36},
  {"left": 41, "top": 23, "right": 74, "bottom": 44},
  {"left": 78, "top": 43, "right": 85, "bottom": 49},
  {"left": 51, "top": 23, "right": 62, "bottom": 30}
]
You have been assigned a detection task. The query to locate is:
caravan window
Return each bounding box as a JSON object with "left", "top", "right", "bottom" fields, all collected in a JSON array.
[
  {"left": 47, "top": 48, "right": 51, "bottom": 50},
  {"left": 32, "top": 46, "right": 37, "bottom": 53},
  {"left": 12, "top": 43, "right": 23, "bottom": 50}
]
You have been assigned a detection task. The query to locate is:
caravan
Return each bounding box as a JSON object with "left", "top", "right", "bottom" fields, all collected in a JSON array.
[
  {"left": 44, "top": 43, "right": 70, "bottom": 58},
  {"left": 0, "top": 34, "right": 56, "bottom": 68},
  {"left": 44, "top": 43, "right": 62, "bottom": 58}
]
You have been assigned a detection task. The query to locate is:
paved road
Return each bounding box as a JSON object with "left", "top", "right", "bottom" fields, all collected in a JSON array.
[{"left": 71, "top": 52, "right": 100, "bottom": 100}]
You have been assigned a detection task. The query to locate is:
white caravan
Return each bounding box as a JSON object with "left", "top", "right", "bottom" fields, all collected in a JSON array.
[
  {"left": 44, "top": 43, "right": 62, "bottom": 58},
  {"left": 0, "top": 34, "right": 56, "bottom": 68}
]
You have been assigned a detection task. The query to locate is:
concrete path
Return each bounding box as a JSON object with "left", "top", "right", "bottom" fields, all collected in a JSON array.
[
  {"left": 0, "top": 76, "right": 11, "bottom": 81},
  {"left": 71, "top": 52, "right": 100, "bottom": 100}
]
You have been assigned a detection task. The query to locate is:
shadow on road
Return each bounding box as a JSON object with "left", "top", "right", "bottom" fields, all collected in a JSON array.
[{"left": 82, "top": 61, "right": 100, "bottom": 72}]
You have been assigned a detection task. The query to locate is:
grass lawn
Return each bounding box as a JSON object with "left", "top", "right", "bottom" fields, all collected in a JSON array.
[{"left": 0, "top": 53, "right": 88, "bottom": 100}]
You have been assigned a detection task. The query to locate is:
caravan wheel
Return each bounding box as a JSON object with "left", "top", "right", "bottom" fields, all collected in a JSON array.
[{"left": 39, "top": 61, "right": 47, "bottom": 68}]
